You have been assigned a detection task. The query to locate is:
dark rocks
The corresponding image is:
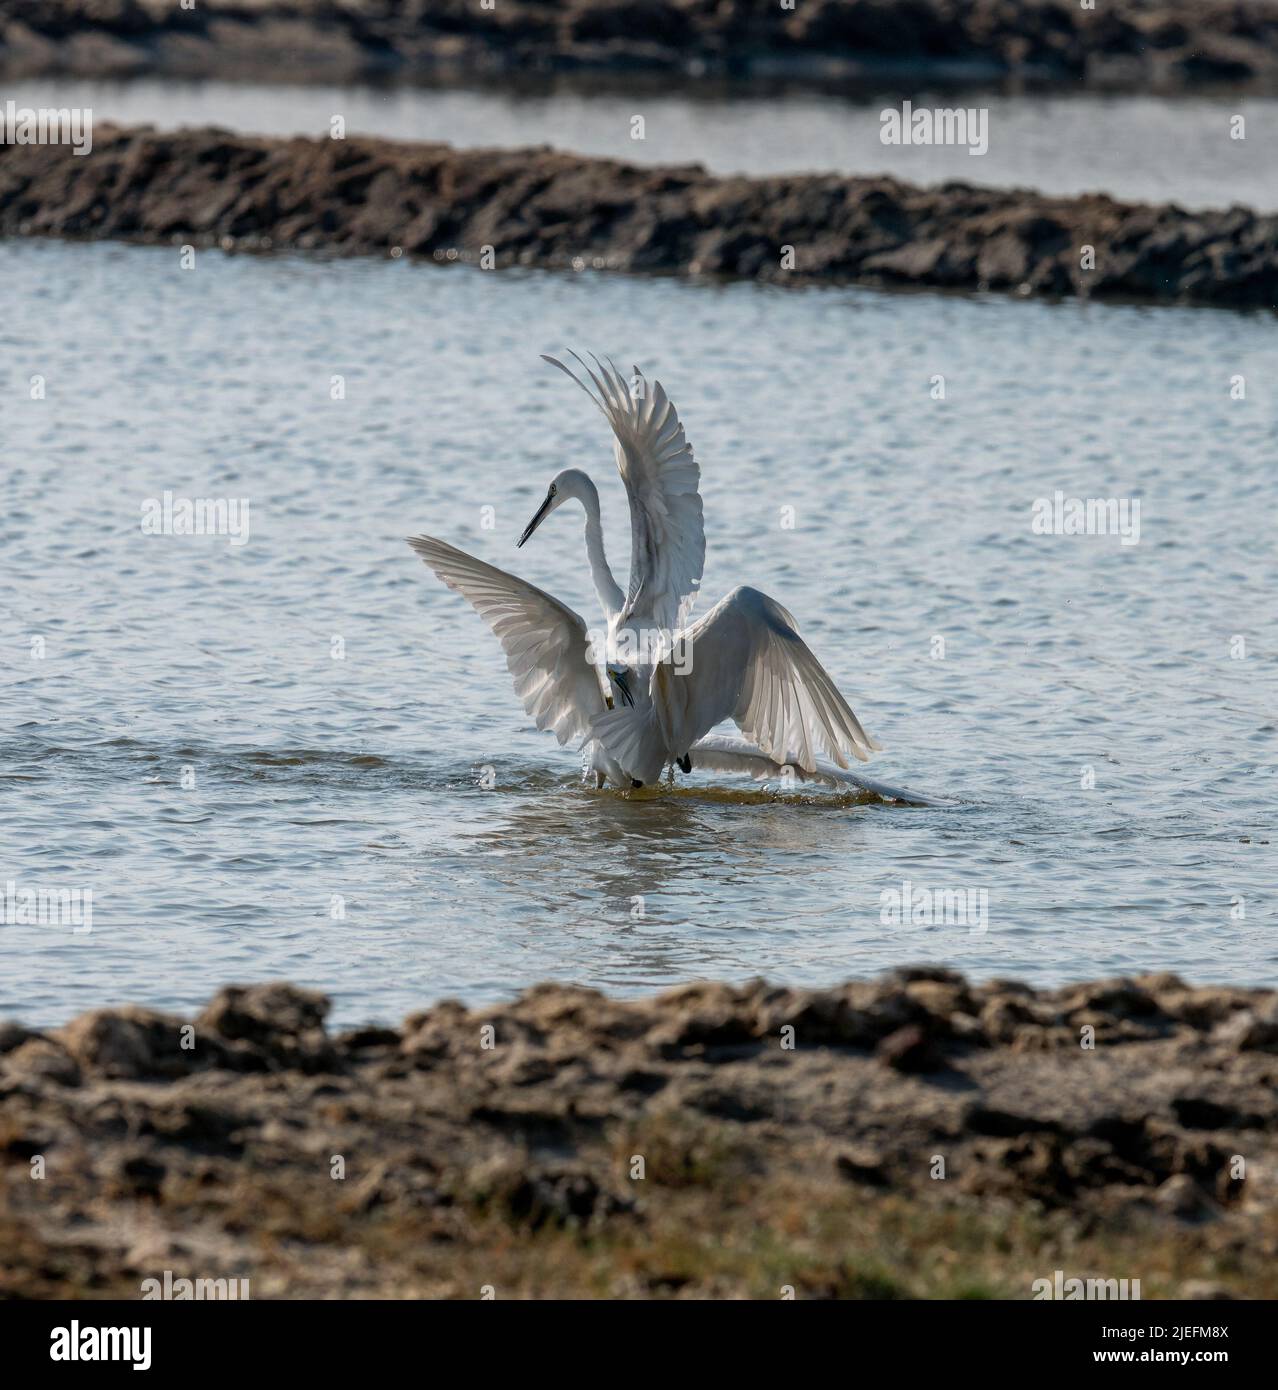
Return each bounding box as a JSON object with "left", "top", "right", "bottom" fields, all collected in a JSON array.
[
  {"left": 649, "top": 980, "right": 766, "bottom": 1056},
  {"left": 875, "top": 1024, "right": 942, "bottom": 1073},
  {"left": 57, "top": 1005, "right": 194, "bottom": 1081},
  {"left": 105, "top": 1149, "right": 167, "bottom": 1199},
  {"left": 0, "top": 1021, "right": 38, "bottom": 1055},
  {"left": 198, "top": 983, "right": 329, "bottom": 1042},
  {"left": 40, "top": 985, "right": 337, "bottom": 1080},
  {"left": 967, "top": 1106, "right": 1061, "bottom": 1138},
  {"left": 142, "top": 1099, "right": 251, "bottom": 1156},
  {"left": 2, "top": 1, "right": 1276, "bottom": 89},
  {"left": 2, "top": 1037, "right": 82, "bottom": 1088},
  {"left": 2, "top": 125, "right": 1273, "bottom": 310},
  {"left": 336, "top": 1026, "right": 402, "bottom": 1052},
  {"left": 1216, "top": 998, "right": 1278, "bottom": 1051},
  {"left": 470, "top": 1159, "right": 634, "bottom": 1230},
  {"left": 836, "top": 1146, "right": 890, "bottom": 1186},
  {"left": 4, "top": 968, "right": 1278, "bottom": 1296},
  {"left": 1172, "top": 1095, "right": 1266, "bottom": 1131},
  {"left": 1154, "top": 1173, "right": 1217, "bottom": 1219},
  {"left": 197, "top": 983, "right": 335, "bottom": 1072}
]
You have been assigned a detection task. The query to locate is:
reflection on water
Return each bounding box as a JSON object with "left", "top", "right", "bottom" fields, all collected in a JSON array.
[
  {"left": 5, "top": 77, "right": 1275, "bottom": 209},
  {"left": 0, "top": 237, "right": 1274, "bottom": 1027}
]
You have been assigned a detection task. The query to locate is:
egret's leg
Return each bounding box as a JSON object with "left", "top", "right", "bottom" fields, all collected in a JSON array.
[{"left": 594, "top": 769, "right": 607, "bottom": 789}]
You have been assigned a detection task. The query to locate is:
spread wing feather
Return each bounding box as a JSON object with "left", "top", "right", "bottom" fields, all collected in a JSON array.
[
  {"left": 407, "top": 535, "right": 606, "bottom": 746},
  {"left": 591, "top": 586, "right": 881, "bottom": 784},
  {"left": 543, "top": 351, "right": 704, "bottom": 633}
]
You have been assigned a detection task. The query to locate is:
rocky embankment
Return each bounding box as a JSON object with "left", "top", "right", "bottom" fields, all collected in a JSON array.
[
  {"left": 3, "top": 969, "right": 1276, "bottom": 1298},
  {"left": 1, "top": 125, "right": 1275, "bottom": 309},
  {"left": 1, "top": 0, "right": 1276, "bottom": 88}
]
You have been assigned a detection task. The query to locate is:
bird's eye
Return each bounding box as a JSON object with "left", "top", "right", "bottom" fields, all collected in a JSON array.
[{"left": 548, "top": 484, "right": 557, "bottom": 497}]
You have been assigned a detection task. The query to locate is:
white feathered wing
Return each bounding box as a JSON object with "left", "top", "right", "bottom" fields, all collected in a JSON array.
[
  {"left": 407, "top": 535, "right": 607, "bottom": 746},
  {"left": 590, "top": 585, "right": 881, "bottom": 785}
]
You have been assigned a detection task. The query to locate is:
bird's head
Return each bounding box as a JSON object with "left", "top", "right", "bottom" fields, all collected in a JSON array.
[
  {"left": 517, "top": 468, "right": 593, "bottom": 547},
  {"left": 606, "top": 663, "right": 635, "bottom": 707}
]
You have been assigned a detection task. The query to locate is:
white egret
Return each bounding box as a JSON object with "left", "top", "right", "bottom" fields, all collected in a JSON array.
[{"left": 408, "top": 354, "right": 922, "bottom": 800}]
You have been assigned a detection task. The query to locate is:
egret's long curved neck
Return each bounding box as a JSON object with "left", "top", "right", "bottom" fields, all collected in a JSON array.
[{"left": 577, "top": 475, "right": 625, "bottom": 623}]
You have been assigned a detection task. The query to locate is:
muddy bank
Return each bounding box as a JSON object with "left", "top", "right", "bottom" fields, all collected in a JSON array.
[
  {"left": 1, "top": 125, "right": 1275, "bottom": 309},
  {"left": 2, "top": 1, "right": 1277, "bottom": 90},
  {"left": 3, "top": 969, "right": 1276, "bottom": 1298}
]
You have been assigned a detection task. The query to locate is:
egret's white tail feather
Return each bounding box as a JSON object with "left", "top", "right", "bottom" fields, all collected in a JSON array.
[{"left": 589, "top": 704, "right": 660, "bottom": 783}]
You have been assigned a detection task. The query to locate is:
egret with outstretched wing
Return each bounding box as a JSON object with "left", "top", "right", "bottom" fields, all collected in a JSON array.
[{"left": 408, "top": 353, "right": 887, "bottom": 794}]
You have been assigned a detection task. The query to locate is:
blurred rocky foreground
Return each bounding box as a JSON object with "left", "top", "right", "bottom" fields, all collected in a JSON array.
[
  {"left": 2, "top": 969, "right": 1277, "bottom": 1299},
  {"left": 2, "top": 125, "right": 1276, "bottom": 309},
  {"left": 2, "top": 0, "right": 1277, "bottom": 88}
]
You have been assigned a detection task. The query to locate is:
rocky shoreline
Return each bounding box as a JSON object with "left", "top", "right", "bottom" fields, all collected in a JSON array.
[
  {"left": 3, "top": 969, "right": 1276, "bottom": 1298},
  {"left": 2, "top": 124, "right": 1275, "bottom": 309},
  {"left": 2, "top": 0, "right": 1277, "bottom": 90}
]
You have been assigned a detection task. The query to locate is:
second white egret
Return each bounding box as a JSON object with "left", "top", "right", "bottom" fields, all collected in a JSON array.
[{"left": 408, "top": 352, "right": 888, "bottom": 794}]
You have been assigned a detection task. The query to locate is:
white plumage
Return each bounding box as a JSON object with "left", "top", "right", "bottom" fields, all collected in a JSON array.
[
  {"left": 687, "top": 736, "right": 936, "bottom": 806},
  {"left": 405, "top": 535, "right": 605, "bottom": 748},
  {"left": 541, "top": 351, "right": 705, "bottom": 635},
  {"left": 589, "top": 584, "right": 880, "bottom": 787},
  {"left": 408, "top": 353, "right": 887, "bottom": 794}
]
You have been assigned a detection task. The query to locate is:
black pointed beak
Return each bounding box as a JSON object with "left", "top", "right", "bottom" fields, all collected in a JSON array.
[
  {"left": 517, "top": 492, "right": 554, "bottom": 548},
  {"left": 615, "top": 672, "right": 634, "bottom": 707}
]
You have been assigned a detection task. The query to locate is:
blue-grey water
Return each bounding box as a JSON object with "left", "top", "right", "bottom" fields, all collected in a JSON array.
[
  {"left": 1, "top": 237, "right": 1274, "bottom": 1028},
  {"left": 5, "top": 77, "right": 1275, "bottom": 209}
]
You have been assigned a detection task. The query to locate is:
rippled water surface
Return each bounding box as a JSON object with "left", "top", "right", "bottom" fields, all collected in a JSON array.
[
  {"left": 8, "top": 77, "right": 1276, "bottom": 208},
  {"left": 1, "top": 238, "right": 1274, "bottom": 1027}
]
